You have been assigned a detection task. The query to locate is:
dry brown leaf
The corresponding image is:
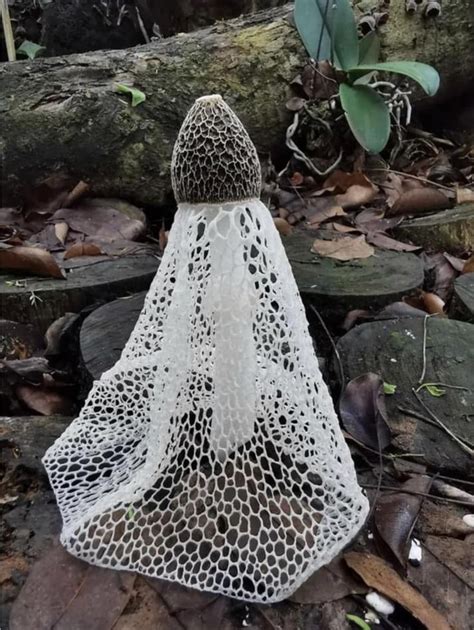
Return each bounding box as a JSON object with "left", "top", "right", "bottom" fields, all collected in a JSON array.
[
  {"left": 422, "top": 291, "right": 445, "bottom": 315},
  {"left": 300, "top": 61, "right": 336, "bottom": 100},
  {"left": 52, "top": 206, "right": 146, "bottom": 242},
  {"left": 443, "top": 253, "right": 467, "bottom": 273},
  {"left": 366, "top": 232, "right": 421, "bottom": 252},
  {"left": 273, "top": 217, "right": 293, "bottom": 236},
  {"left": 290, "top": 555, "right": 367, "bottom": 604},
  {"left": 462, "top": 255, "right": 474, "bottom": 274},
  {"left": 344, "top": 552, "right": 452, "bottom": 630},
  {"left": 286, "top": 96, "right": 306, "bottom": 112},
  {"left": 0, "top": 245, "right": 65, "bottom": 278},
  {"left": 374, "top": 475, "right": 432, "bottom": 566},
  {"left": 336, "top": 184, "right": 377, "bottom": 209},
  {"left": 388, "top": 188, "right": 450, "bottom": 217},
  {"left": 16, "top": 384, "right": 73, "bottom": 416},
  {"left": 332, "top": 223, "right": 360, "bottom": 233},
  {"left": 311, "top": 235, "right": 374, "bottom": 261},
  {"left": 158, "top": 225, "right": 169, "bottom": 253},
  {"left": 9, "top": 544, "right": 136, "bottom": 630},
  {"left": 64, "top": 180, "right": 90, "bottom": 207},
  {"left": 339, "top": 373, "right": 392, "bottom": 451},
  {"left": 307, "top": 205, "right": 347, "bottom": 226},
  {"left": 323, "top": 170, "right": 375, "bottom": 193},
  {"left": 290, "top": 171, "right": 304, "bottom": 186},
  {"left": 342, "top": 309, "right": 372, "bottom": 331},
  {"left": 456, "top": 187, "right": 474, "bottom": 204},
  {"left": 64, "top": 242, "right": 104, "bottom": 260},
  {"left": 54, "top": 222, "right": 69, "bottom": 245}
]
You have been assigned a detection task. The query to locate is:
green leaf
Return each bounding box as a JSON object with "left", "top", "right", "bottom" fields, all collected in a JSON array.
[
  {"left": 339, "top": 83, "right": 390, "bottom": 153},
  {"left": 346, "top": 614, "right": 371, "bottom": 630},
  {"left": 358, "top": 32, "right": 381, "bottom": 64},
  {"left": 383, "top": 382, "right": 397, "bottom": 395},
  {"left": 294, "top": 0, "right": 359, "bottom": 69},
  {"left": 114, "top": 84, "right": 146, "bottom": 107},
  {"left": 348, "top": 61, "right": 440, "bottom": 96},
  {"left": 422, "top": 384, "right": 446, "bottom": 397},
  {"left": 332, "top": 0, "right": 359, "bottom": 70},
  {"left": 16, "top": 40, "right": 45, "bottom": 60}
]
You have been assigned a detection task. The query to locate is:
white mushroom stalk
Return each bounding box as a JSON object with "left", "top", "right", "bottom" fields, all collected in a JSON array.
[{"left": 43, "top": 95, "right": 369, "bottom": 603}]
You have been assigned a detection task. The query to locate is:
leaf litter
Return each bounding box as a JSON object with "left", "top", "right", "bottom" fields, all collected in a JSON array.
[{"left": 0, "top": 179, "right": 153, "bottom": 279}]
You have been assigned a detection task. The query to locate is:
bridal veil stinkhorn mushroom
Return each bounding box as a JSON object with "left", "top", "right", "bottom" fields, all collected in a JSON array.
[{"left": 43, "top": 95, "right": 369, "bottom": 603}]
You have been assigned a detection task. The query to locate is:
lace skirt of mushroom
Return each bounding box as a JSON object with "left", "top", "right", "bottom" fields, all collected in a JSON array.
[{"left": 43, "top": 197, "right": 369, "bottom": 603}]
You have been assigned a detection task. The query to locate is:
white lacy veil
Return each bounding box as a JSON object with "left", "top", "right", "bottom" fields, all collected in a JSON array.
[{"left": 43, "top": 95, "right": 368, "bottom": 603}]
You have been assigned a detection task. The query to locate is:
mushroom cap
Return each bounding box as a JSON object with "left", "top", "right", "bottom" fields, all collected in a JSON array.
[{"left": 171, "top": 95, "right": 262, "bottom": 204}]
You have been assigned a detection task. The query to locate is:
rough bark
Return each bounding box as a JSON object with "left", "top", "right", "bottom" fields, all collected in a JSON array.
[{"left": 1, "top": 2, "right": 474, "bottom": 206}]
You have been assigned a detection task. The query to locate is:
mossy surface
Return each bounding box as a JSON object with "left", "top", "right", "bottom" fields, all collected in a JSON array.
[
  {"left": 395, "top": 205, "right": 474, "bottom": 253},
  {"left": 336, "top": 317, "right": 474, "bottom": 477}
]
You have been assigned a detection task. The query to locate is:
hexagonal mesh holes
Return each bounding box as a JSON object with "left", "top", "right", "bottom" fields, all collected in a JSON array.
[{"left": 43, "top": 96, "right": 368, "bottom": 603}]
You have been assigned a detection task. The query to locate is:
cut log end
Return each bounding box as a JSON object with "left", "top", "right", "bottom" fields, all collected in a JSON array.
[
  {"left": 283, "top": 231, "right": 424, "bottom": 319},
  {"left": 336, "top": 317, "right": 474, "bottom": 477},
  {"left": 394, "top": 205, "right": 474, "bottom": 253},
  {"left": 0, "top": 255, "right": 159, "bottom": 334}
]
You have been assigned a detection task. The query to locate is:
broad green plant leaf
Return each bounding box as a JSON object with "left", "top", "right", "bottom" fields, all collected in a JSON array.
[
  {"left": 114, "top": 83, "right": 146, "bottom": 107},
  {"left": 383, "top": 382, "right": 397, "bottom": 395},
  {"left": 346, "top": 614, "right": 371, "bottom": 630},
  {"left": 16, "top": 40, "right": 45, "bottom": 60},
  {"left": 294, "top": 0, "right": 359, "bottom": 70},
  {"left": 348, "top": 61, "right": 440, "bottom": 96},
  {"left": 332, "top": 0, "right": 359, "bottom": 70},
  {"left": 339, "top": 83, "right": 390, "bottom": 153},
  {"left": 358, "top": 32, "right": 381, "bottom": 64}
]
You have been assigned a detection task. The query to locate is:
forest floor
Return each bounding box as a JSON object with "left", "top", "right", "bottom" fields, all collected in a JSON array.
[{"left": 1, "top": 3, "right": 474, "bottom": 629}]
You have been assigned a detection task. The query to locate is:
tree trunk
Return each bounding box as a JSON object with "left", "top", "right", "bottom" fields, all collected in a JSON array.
[{"left": 1, "top": 2, "right": 474, "bottom": 206}]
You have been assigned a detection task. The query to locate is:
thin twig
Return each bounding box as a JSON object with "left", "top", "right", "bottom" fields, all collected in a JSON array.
[
  {"left": 135, "top": 5, "right": 150, "bottom": 43},
  {"left": 345, "top": 431, "right": 425, "bottom": 459},
  {"left": 366, "top": 167, "right": 454, "bottom": 192},
  {"left": 412, "top": 388, "right": 474, "bottom": 455},
  {"left": 1, "top": 0, "right": 16, "bottom": 61},
  {"left": 415, "top": 382, "right": 470, "bottom": 393},
  {"left": 361, "top": 484, "right": 474, "bottom": 507},
  {"left": 418, "top": 314, "right": 429, "bottom": 385},
  {"left": 308, "top": 304, "right": 345, "bottom": 389}
]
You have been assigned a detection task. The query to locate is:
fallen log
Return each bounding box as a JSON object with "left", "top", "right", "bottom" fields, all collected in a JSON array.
[{"left": 1, "top": 2, "right": 474, "bottom": 206}]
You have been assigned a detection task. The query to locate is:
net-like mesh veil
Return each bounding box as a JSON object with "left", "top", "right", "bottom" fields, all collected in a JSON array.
[{"left": 43, "top": 95, "right": 369, "bottom": 603}]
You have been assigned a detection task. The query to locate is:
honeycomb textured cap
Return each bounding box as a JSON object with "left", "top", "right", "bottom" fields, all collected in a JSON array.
[{"left": 171, "top": 94, "right": 262, "bottom": 204}]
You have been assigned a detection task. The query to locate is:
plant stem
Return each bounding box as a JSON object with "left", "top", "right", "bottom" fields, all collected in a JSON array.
[
  {"left": 1, "top": 0, "right": 16, "bottom": 62},
  {"left": 361, "top": 484, "right": 474, "bottom": 507},
  {"left": 412, "top": 388, "right": 474, "bottom": 455},
  {"left": 415, "top": 382, "right": 470, "bottom": 393}
]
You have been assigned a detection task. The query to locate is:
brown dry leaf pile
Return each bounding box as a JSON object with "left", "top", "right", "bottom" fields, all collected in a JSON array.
[{"left": 0, "top": 177, "right": 152, "bottom": 279}]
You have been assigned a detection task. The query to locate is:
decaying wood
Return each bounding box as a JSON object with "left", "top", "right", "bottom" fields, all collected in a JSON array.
[
  {"left": 1, "top": 3, "right": 474, "bottom": 205},
  {"left": 394, "top": 205, "right": 474, "bottom": 253},
  {"left": 0, "top": 255, "right": 159, "bottom": 333},
  {"left": 80, "top": 291, "right": 146, "bottom": 382}
]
